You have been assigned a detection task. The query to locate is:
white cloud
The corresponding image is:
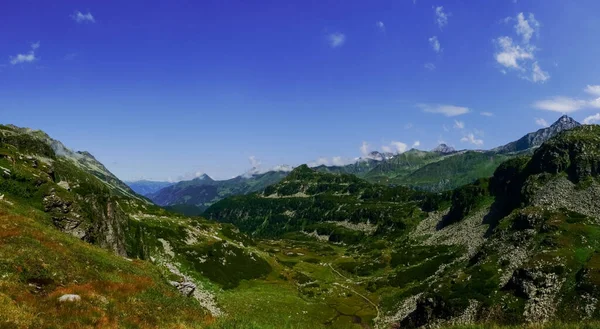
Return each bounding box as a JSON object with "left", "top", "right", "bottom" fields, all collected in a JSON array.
[
  {"left": 535, "top": 117, "right": 549, "bottom": 127},
  {"left": 376, "top": 21, "right": 385, "bottom": 32},
  {"left": 583, "top": 113, "right": 600, "bottom": 125},
  {"left": 434, "top": 6, "right": 450, "bottom": 30},
  {"left": 10, "top": 52, "right": 36, "bottom": 65},
  {"left": 391, "top": 141, "right": 408, "bottom": 153},
  {"left": 308, "top": 156, "right": 354, "bottom": 167},
  {"left": 309, "top": 157, "right": 330, "bottom": 167},
  {"left": 531, "top": 61, "right": 550, "bottom": 83},
  {"left": 460, "top": 133, "right": 484, "bottom": 146},
  {"left": 494, "top": 12, "right": 548, "bottom": 83},
  {"left": 271, "top": 164, "right": 294, "bottom": 172},
  {"left": 534, "top": 85, "right": 600, "bottom": 113},
  {"left": 424, "top": 62, "right": 436, "bottom": 71},
  {"left": 454, "top": 120, "right": 465, "bottom": 129},
  {"left": 360, "top": 141, "right": 370, "bottom": 156},
  {"left": 9, "top": 42, "right": 40, "bottom": 65},
  {"left": 331, "top": 156, "right": 346, "bottom": 166},
  {"left": 72, "top": 11, "right": 95, "bottom": 23},
  {"left": 381, "top": 141, "right": 408, "bottom": 154},
  {"left": 585, "top": 85, "right": 600, "bottom": 96},
  {"left": 328, "top": 32, "right": 346, "bottom": 48},
  {"left": 429, "top": 36, "right": 442, "bottom": 53},
  {"left": 533, "top": 97, "right": 589, "bottom": 113},
  {"left": 418, "top": 103, "right": 470, "bottom": 117},
  {"left": 248, "top": 155, "right": 261, "bottom": 168},
  {"left": 473, "top": 128, "right": 485, "bottom": 137},
  {"left": 494, "top": 36, "right": 533, "bottom": 69},
  {"left": 412, "top": 141, "right": 421, "bottom": 148},
  {"left": 480, "top": 112, "right": 494, "bottom": 117},
  {"left": 515, "top": 13, "right": 539, "bottom": 44}
]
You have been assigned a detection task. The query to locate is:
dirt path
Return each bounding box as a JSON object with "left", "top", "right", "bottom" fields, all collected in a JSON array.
[{"left": 328, "top": 263, "right": 381, "bottom": 321}]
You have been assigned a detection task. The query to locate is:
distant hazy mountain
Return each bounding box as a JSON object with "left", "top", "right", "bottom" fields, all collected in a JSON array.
[
  {"left": 148, "top": 170, "right": 290, "bottom": 215},
  {"left": 126, "top": 180, "right": 175, "bottom": 196}
]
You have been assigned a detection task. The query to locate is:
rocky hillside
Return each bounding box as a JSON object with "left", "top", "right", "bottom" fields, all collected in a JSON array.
[
  {"left": 204, "top": 164, "right": 439, "bottom": 241},
  {"left": 0, "top": 124, "right": 276, "bottom": 322},
  {"left": 205, "top": 125, "right": 600, "bottom": 328}
]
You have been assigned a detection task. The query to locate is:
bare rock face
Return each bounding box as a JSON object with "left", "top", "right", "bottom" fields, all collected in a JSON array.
[
  {"left": 43, "top": 190, "right": 86, "bottom": 239},
  {"left": 170, "top": 281, "right": 197, "bottom": 297},
  {"left": 42, "top": 189, "right": 128, "bottom": 256}
]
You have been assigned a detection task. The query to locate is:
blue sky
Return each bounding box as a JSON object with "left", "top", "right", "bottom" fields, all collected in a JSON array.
[{"left": 3, "top": 0, "right": 600, "bottom": 181}]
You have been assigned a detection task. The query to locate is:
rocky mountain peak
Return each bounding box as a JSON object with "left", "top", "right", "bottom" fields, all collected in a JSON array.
[
  {"left": 193, "top": 173, "right": 213, "bottom": 182},
  {"left": 551, "top": 115, "right": 579, "bottom": 129},
  {"left": 493, "top": 115, "right": 581, "bottom": 154},
  {"left": 432, "top": 143, "right": 456, "bottom": 154}
]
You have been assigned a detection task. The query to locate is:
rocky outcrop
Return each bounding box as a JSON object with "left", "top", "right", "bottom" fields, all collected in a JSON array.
[
  {"left": 42, "top": 189, "right": 128, "bottom": 256},
  {"left": 170, "top": 281, "right": 197, "bottom": 297},
  {"left": 43, "top": 190, "right": 86, "bottom": 239},
  {"left": 504, "top": 269, "right": 565, "bottom": 323}
]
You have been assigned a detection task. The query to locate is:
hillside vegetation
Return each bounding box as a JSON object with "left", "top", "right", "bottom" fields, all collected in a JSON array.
[{"left": 206, "top": 125, "right": 600, "bottom": 328}]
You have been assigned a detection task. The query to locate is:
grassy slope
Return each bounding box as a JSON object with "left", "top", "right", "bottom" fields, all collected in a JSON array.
[
  {"left": 399, "top": 151, "right": 511, "bottom": 191},
  {"left": 0, "top": 204, "right": 210, "bottom": 329}
]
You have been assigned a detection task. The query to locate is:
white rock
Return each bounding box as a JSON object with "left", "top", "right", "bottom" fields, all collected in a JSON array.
[{"left": 58, "top": 294, "right": 81, "bottom": 302}]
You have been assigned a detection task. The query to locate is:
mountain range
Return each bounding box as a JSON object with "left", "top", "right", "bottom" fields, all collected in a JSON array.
[
  {"left": 5, "top": 115, "right": 600, "bottom": 328},
  {"left": 135, "top": 115, "right": 581, "bottom": 215}
]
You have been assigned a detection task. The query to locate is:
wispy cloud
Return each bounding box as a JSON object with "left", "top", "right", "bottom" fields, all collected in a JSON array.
[
  {"left": 328, "top": 32, "right": 346, "bottom": 48},
  {"left": 494, "top": 12, "right": 548, "bottom": 83},
  {"left": 531, "top": 61, "right": 550, "bottom": 83},
  {"left": 583, "top": 113, "right": 600, "bottom": 124},
  {"left": 533, "top": 85, "right": 600, "bottom": 113},
  {"left": 480, "top": 112, "right": 494, "bottom": 117},
  {"left": 10, "top": 42, "right": 39, "bottom": 65},
  {"left": 249, "top": 155, "right": 261, "bottom": 168},
  {"left": 64, "top": 53, "right": 78, "bottom": 61},
  {"left": 360, "top": 141, "right": 370, "bottom": 156},
  {"left": 585, "top": 85, "right": 600, "bottom": 97},
  {"left": 460, "top": 133, "right": 484, "bottom": 146},
  {"left": 515, "top": 12, "right": 539, "bottom": 44},
  {"left": 535, "top": 117, "right": 549, "bottom": 127},
  {"left": 72, "top": 11, "right": 95, "bottom": 23},
  {"left": 429, "top": 36, "right": 442, "bottom": 53},
  {"left": 434, "top": 6, "right": 450, "bottom": 30},
  {"left": 376, "top": 21, "right": 385, "bottom": 32},
  {"left": 418, "top": 103, "right": 470, "bottom": 117},
  {"left": 454, "top": 120, "right": 465, "bottom": 129},
  {"left": 424, "top": 62, "right": 436, "bottom": 71}
]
